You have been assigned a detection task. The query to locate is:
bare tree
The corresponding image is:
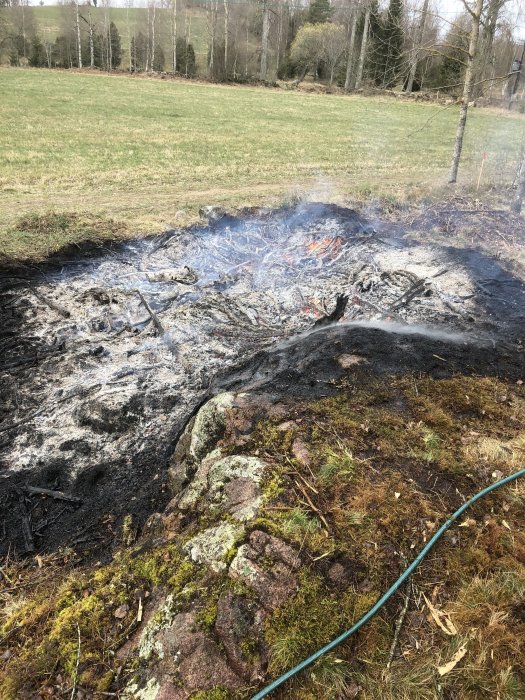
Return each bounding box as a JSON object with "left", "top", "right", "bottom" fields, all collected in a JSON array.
[
  {"left": 344, "top": 5, "right": 359, "bottom": 91},
  {"left": 75, "top": 0, "right": 82, "bottom": 68},
  {"left": 321, "top": 23, "right": 346, "bottom": 86},
  {"left": 355, "top": 3, "right": 370, "bottom": 89},
  {"left": 126, "top": 0, "right": 132, "bottom": 72},
  {"left": 260, "top": 0, "right": 270, "bottom": 81},
  {"left": 151, "top": 0, "right": 156, "bottom": 71},
  {"left": 171, "top": 0, "right": 177, "bottom": 74},
  {"left": 223, "top": 0, "right": 229, "bottom": 77},
  {"left": 449, "top": 0, "right": 485, "bottom": 183},
  {"left": 405, "top": 0, "right": 430, "bottom": 93}
]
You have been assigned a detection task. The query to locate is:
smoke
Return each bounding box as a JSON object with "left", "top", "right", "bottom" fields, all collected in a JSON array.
[{"left": 275, "top": 318, "right": 471, "bottom": 352}]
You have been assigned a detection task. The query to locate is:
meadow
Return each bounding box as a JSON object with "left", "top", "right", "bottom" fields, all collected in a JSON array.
[{"left": 1, "top": 66, "right": 524, "bottom": 260}]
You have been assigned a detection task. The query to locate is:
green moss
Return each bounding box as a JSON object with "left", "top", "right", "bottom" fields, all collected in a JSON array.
[
  {"left": 261, "top": 470, "right": 286, "bottom": 504},
  {"left": 0, "top": 543, "right": 197, "bottom": 698},
  {"left": 265, "top": 568, "right": 382, "bottom": 675}
]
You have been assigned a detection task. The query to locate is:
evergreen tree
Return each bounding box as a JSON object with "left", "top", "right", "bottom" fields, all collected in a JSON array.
[
  {"left": 9, "top": 33, "right": 30, "bottom": 66},
  {"left": 130, "top": 31, "right": 147, "bottom": 71},
  {"left": 177, "top": 39, "right": 196, "bottom": 77},
  {"left": 307, "top": 0, "right": 332, "bottom": 25},
  {"left": 153, "top": 44, "right": 165, "bottom": 71},
  {"left": 438, "top": 22, "right": 469, "bottom": 90},
  {"left": 382, "top": 0, "right": 404, "bottom": 87},
  {"left": 109, "top": 21, "right": 121, "bottom": 68},
  {"left": 371, "top": 0, "right": 404, "bottom": 88},
  {"left": 29, "top": 35, "right": 46, "bottom": 67}
]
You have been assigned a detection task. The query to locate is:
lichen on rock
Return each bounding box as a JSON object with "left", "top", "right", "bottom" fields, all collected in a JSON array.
[{"left": 184, "top": 522, "right": 244, "bottom": 573}]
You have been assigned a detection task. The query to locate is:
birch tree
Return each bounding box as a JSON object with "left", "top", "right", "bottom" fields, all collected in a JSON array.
[
  {"left": 75, "top": 0, "right": 82, "bottom": 68},
  {"left": 448, "top": 0, "right": 485, "bottom": 183}
]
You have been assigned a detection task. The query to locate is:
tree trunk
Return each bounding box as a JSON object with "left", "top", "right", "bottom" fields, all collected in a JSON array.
[
  {"left": 108, "top": 16, "right": 112, "bottom": 71},
  {"left": 223, "top": 0, "right": 229, "bottom": 78},
  {"left": 511, "top": 148, "right": 525, "bottom": 213},
  {"left": 151, "top": 1, "right": 156, "bottom": 71},
  {"left": 245, "top": 18, "right": 249, "bottom": 77},
  {"left": 207, "top": 0, "right": 214, "bottom": 77},
  {"left": 88, "top": 5, "right": 95, "bottom": 69},
  {"left": 172, "top": 0, "right": 177, "bottom": 75},
  {"left": 355, "top": 5, "right": 370, "bottom": 90},
  {"left": 448, "top": 0, "right": 484, "bottom": 184},
  {"left": 276, "top": 4, "right": 284, "bottom": 75},
  {"left": 75, "top": 0, "right": 82, "bottom": 68},
  {"left": 474, "top": 0, "right": 505, "bottom": 98},
  {"left": 344, "top": 9, "right": 358, "bottom": 92},
  {"left": 185, "top": 8, "right": 191, "bottom": 77},
  {"left": 260, "top": 0, "right": 270, "bottom": 81},
  {"left": 146, "top": 3, "right": 150, "bottom": 71},
  {"left": 127, "top": 1, "right": 132, "bottom": 72},
  {"left": 406, "top": 0, "right": 429, "bottom": 93}
]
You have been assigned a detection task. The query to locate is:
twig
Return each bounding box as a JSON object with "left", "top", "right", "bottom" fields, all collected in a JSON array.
[
  {"left": 386, "top": 578, "right": 412, "bottom": 669},
  {"left": 18, "top": 496, "right": 35, "bottom": 554},
  {"left": 70, "top": 623, "right": 81, "bottom": 700},
  {"left": 28, "top": 286, "right": 70, "bottom": 319},
  {"left": 294, "top": 480, "right": 330, "bottom": 531},
  {"left": 136, "top": 290, "right": 165, "bottom": 335},
  {"left": 23, "top": 486, "right": 82, "bottom": 505}
]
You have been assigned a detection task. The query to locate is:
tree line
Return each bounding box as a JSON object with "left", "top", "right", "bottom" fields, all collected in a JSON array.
[{"left": 0, "top": 0, "right": 521, "bottom": 98}]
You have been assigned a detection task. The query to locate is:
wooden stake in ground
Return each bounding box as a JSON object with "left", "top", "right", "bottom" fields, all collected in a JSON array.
[
  {"left": 476, "top": 151, "right": 487, "bottom": 191},
  {"left": 448, "top": 0, "right": 485, "bottom": 184},
  {"left": 511, "top": 147, "right": 525, "bottom": 213}
]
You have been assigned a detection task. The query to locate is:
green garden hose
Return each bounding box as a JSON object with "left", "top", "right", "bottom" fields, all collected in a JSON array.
[{"left": 252, "top": 467, "right": 525, "bottom": 699}]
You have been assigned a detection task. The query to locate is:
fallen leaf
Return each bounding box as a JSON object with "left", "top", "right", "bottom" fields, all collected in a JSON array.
[
  {"left": 114, "top": 603, "right": 129, "bottom": 619},
  {"left": 502, "top": 520, "right": 512, "bottom": 531},
  {"left": 394, "top": 492, "right": 401, "bottom": 500},
  {"left": 292, "top": 438, "right": 311, "bottom": 466},
  {"left": 423, "top": 594, "right": 458, "bottom": 636},
  {"left": 459, "top": 518, "right": 476, "bottom": 528},
  {"left": 437, "top": 644, "right": 468, "bottom": 676},
  {"left": 35, "top": 555, "right": 44, "bottom": 568}
]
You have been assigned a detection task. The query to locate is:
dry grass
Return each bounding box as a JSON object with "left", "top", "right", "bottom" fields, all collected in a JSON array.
[
  {"left": 244, "top": 375, "right": 525, "bottom": 699},
  {"left": 1, "top": 67, "right": 524, "bottom": 261}
]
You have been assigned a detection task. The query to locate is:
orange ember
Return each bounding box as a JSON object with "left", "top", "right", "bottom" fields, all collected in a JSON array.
[{"left": 306, "top": 237, "right": 343, "bottom": 256}]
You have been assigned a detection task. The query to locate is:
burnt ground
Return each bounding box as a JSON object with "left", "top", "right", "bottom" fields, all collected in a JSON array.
[{"left": 0, "top": 202, "right": 524, "bottom": 564}]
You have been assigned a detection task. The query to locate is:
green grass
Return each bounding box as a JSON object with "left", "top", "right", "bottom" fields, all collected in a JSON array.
[{"left": 0, "top": 66, "right": 524, "bottom": 260}]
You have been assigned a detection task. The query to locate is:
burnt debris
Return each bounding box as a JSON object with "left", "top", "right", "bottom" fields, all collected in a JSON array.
[{"left": 0, "top": 202, "right": 524, "bottom": 558}]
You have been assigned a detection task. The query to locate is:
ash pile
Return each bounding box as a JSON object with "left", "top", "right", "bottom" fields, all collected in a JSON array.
[{"left": 1, "top": 202, "right": 524, "bottom": 557}]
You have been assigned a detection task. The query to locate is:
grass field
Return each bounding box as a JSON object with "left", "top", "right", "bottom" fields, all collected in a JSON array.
[{"left": 1, "top": 67, "right": 524, "bottom": 260}]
